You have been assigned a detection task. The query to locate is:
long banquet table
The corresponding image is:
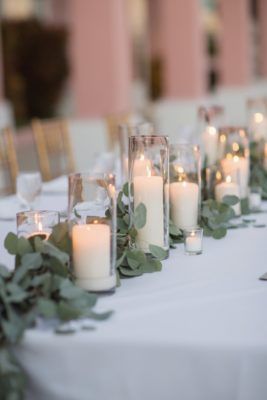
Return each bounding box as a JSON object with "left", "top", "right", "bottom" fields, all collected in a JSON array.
[{"left": 1, "top": 178, "right": 267, "bottom": 400}]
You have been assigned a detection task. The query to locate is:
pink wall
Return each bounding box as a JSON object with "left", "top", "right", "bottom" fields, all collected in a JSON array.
[
  {"left": 258, "top": 0, "right": 267, "bottom": 77},
  {"left": 151, "top": 0, "right": 205, "bottom": 98},
  {"left": 69, "top": 0, "right": 132, "bottom": 117},
  {"left": 219, "top": 0, "right": 251, "bottom": 86}
]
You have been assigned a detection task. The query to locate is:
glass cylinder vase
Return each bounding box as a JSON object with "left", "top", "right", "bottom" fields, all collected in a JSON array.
[
  {"left": 197, "top": 105, "right": 224, "bottom": 167},
  {"left": 128, "top": 135, "right": 169, "bottom": 255},
  {"left": 16, "top": 210, "right": 60, "bottom": 239},
  {"left": 68, "top": 173, "right": 116, "bottom": 293},
  {"left": 218, "top": 127, "right": 250, "bottom": 200},
  {"left": 247, "top": 97, "right": 267, "bottom": 142},
  {"left": 169, "top": 144, "right": 201, "bottom": 231}
]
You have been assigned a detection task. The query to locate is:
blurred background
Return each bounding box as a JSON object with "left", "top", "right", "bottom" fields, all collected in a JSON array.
[{"left": 0, "top": 0, "right": 267, "bottom": 173}]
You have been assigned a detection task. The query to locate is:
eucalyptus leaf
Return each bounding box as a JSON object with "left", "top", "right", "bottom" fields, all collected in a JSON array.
[
  {"left": 4, "top": 233, "right": 18, "bottom": 255},
  {"left": 212, "top": 227, "right": 227, "bottom": 239},
  {"left": 133, "top": 203, "right": 147, "bottom": 229},
  {"left": 222, "top": 195, "right": 239, "bottom": 206},
  {"left": 142, "top": 259, "right": 162, "bottom": 273},
  {"left": 17, "top": 237, "right": 33, "bottom": 256},
  {"left": 126, "top": 250, "right": 146, "bottom": 269},
  {"left": 0, "top": 264, "right": 11, "bottom": 279},
  {"left": 122, "top": 182, "right": 129, "bottom": 197},
  {"left": 37, "top": 298, "right": 58, "bottom": 318},
  {"left": 149, "top": 245, "right": 168, "bottom": 261}
]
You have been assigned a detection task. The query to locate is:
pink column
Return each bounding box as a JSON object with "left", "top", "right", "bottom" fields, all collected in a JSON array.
[
  {"left": 258, "top": 0, "right": 267, "bottom": 77},
  {"left": 219, "top": 0, "right": 251, "bottom": 86},
  {"left": 150, "top": 0, "right": 205, "bottom": 98},
  {"left": 69, "top": 0, "right": 132, "bottom": 117}
]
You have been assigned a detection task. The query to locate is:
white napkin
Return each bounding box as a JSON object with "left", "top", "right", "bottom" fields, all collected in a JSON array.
[
  {"left": 0, "top": 197, "right": 21, "bottom": 220},
  {"left": 42, "top": 176, "right": 68, "bottom": 194}
]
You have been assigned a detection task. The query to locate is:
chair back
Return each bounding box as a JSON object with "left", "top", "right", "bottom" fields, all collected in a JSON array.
[
  {"left": 0, "top": 127, "right": 19, "bottom": 196},
  {"left": 105, "top": 113, "right": 130, "bottom": 150},
  {"left": 32, "top": 118, "right": 75, "bottom": 181}
]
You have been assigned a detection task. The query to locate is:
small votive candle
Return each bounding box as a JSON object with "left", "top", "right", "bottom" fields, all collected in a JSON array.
[
  {"left": 16, "top": 210, "right": 59, "bottom": 239},
  {"left": 184, "top": 228, "right": 203, "bottom": 255},
  {"left": 249, "top": 187, "right": 262, "bottom": 212}
]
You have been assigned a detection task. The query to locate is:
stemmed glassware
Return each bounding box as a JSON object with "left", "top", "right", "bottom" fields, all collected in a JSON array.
[{"left": 16, "top": 171, "right": 42, "bottom": 210}]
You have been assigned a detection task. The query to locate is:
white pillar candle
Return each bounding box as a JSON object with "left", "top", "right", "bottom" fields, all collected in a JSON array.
[
  {"left": 72, "top": 224, "right": 115, "bottom": 291},
  {"left": 264, "top": 143, "right": 267, "bottom": 172},
  {"left": 202, "top": 125, "right": 218, "bottom": 166},
  {"left": 134, "top": 176, "right": 164, "bottom": 252},
  {"left": 185, "top": 232, "right": 202, "bottom": 254},
  {"left": 170, "top": 181, "right": 199, "bottom": 230},
  {"left": 249, "top": 193, "right": 261, "bottom": 211},
  {"left": 250, "top": 113, "right": 267, "bottom": 141},
  {"left": 221, "top": 155, "right": 249, "bottom": 198},
  {"left": 133, "top": 155, "right": 152, "bottom": 177},
  {"left": 215, "top": 176, "right": 241, "bottom": 216}
]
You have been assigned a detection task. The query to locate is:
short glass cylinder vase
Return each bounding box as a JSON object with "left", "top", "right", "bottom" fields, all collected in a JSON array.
[
  {"left": 169, "top": 144, "right": 201, "bottom": 231},
  {"left": 197, "top": 105, "right": 224, "bottom": 167},
  {"left": 184, "top": 228, "right": 203, "bottom": 255},
  {"left": 16, "top": 210, "right": 59, "bottom": 239},
  {"left": 218, "top": 127, "right": 250, "bottom": 200},
  {"left": 68, "top": 173, "right": 116, "bottom": 293},
  {"left": 128, "top": 135, "right": 169, "bottom": 255}
]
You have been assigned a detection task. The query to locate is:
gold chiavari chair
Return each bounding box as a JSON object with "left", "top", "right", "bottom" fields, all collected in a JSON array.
[
  {"left": 31, "top": 118, "right": 75, "bottom": 181},
  {"left": 105, "top": 112, "right": 131, "bottom": 150},
  {"left": 0, "top": 127, "right": 19, "bottom": 196}
]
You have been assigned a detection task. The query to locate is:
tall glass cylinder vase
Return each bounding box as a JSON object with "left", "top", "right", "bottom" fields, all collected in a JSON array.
[
  {"left": 118, "top": 122, "right": 155, "bottom": 185},
  {"left": 218, "top": 127, "right": 250, "bottom": 200},
  {"left": 128, "top": 136, "right": 169, "bottom": 255},
  {"left": 198, "top": 105, "right": 224, "bottom": 167},
  {"left": 247, "top": 98, "right": 267, "bottom": 142},
  {"left": 169, "top": 144, "right": 201, "bottom": 231},
  {"left": 118, "top": 124, "right": 138, "bottom": 186},
  {"left": 68, "top": 173, "right": 116, "bottom": 293}
]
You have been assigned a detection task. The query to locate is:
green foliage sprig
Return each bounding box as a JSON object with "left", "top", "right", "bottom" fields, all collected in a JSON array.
[
  {"left": 0, "top": 231, "right": 112, "bottom": 399},
  {"left": 115, "top": 183, "right": 167, "bottom": 283},
  {"left": 200, "top": 195, "right": 240, "bottom": 239},
  {"left": 250, "top": 140, "right": 267, "bottom": 199}
]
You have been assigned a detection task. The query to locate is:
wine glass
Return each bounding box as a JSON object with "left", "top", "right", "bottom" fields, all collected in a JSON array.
[{"left": 16, "top": 171, "right": 42, "bottom": 210}]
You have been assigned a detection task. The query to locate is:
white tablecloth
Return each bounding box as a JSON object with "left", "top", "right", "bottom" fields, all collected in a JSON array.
[{"left": 0, "top": 192, "right": 267, "bottom": 400}]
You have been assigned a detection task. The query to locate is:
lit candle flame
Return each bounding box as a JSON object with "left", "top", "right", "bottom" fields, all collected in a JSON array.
[
  {"left": 208, "top": 126, "right": 217, "bottom": 136},
  {"left": 254, "top": 112, "right": 264, "bottom": 124},
  {"left": 220, "top": 134, "right": 226, "bottom": 143},
  {"left": 216, "top": 171, "right": 222, "bottom": 181},
  {"left": 232, "top": 142, "right": 239, "bottom": 152},
  {"left": 34, "top": 213, "right": 43, "bottom": 232},
  {"left": 146, "top": 164, "right": 152, "bottom": 177},
  {"left": 233, "top": 155, "right": 239, "bottom": 162}
]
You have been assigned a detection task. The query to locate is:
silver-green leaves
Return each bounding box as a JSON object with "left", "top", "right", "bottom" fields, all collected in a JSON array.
[
  {"left": 200, "top": 196, "right": 239, "bottom": 239},
  {"left": 0, "top": 227, "right": 112, "bottom": 399}
]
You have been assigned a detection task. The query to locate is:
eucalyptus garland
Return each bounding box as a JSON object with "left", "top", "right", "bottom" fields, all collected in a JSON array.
[
  {"left": 0, "top": 182, "right": 253, "bottom": 399},
  {"left": 0, "top": 232, "right": 112, "bottom": 399}
]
